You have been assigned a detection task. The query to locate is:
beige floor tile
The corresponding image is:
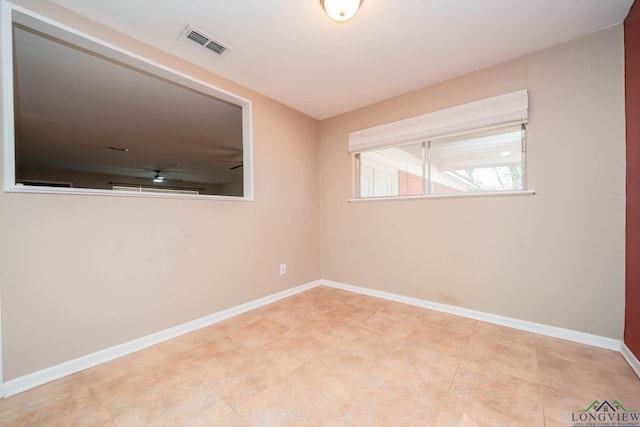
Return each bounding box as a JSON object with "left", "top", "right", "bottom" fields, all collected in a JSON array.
[
  {"left": 167, "top": 333, "right": 246, "bottom": 375},
  {"left": 4, "top": 388, "right": 114, "bottom": 427},
  {"left": 190, "top": 347, "right": 248, "bottom": 384},
  {"left": 224, "top": 317, "right": 290, "bottom": 348},
  {"left": 155, "top": 325, "right": 228, "bottom": 353},
  {"left": 308, "top": 286, "right": 358, "bottom": 300},
  {"left": 474, "top": 321, "right": 536, "bottom": 348},
  {"left": 384, "top": 301, "right": 432, "bottom": 318},
  {"left": 254, "top": 297, "right": 297, "bottom": 313},
  {"left": 237, "top": 375, "right": 344, "bottom": 427},
  {"left": 450, "top": 359, "right": 544, "bottom": 426},
  {"left": 536, "top": 335, "right": 635, "bottom": 377},
  {"left": 263, "top": 302, "right": 322, "bottom": 328},
  {"left": 301, "top": 318, "right": 371, "bottom": 347},
  {"left": 323, "top": 303, "right": 377, "bottom": 328},
  {"left": 296, "top": 347, "right": 379, "bottom": 400},
  {"left": 258, "top": 328, "right": 328, "bottom": 370},
  {"left": 423, "top": 311, "right": 479, "bottom": 334},
  {"left": 376, "top": 302, "right": 429, "bottom": 323},
  {"left": 385, "top": 340, "right": 460, "bottom": 391},
  {"left": 541, "top": 384, "right": 592, "bottom": 427},
  {"left": 81, "top": 344, "right": 172, "bottom": 387},
  {"left": 93, "top": 357, "right": 200, "bottom": 418},
  {"left": 464, "top": 334, "right": 538, "bottom": 383},
  {"left": 295, "top": 299, "right": 351, "bottom": 319},
  {"left": 364, "top": 312, "right": 420, "bottom": 338},
  {"left": 215, "top": 411, "right": 252, "bottom": 426},
  {"left": 322, "top": 403, "right": 388, "bottom": 427},
  {"left": 111, "top": 378, "right": 234, "bottom": 427},
  {"left": 342, "top": 293, "right": 392, "bottom": 312},
  {"left": 288, "top": 292, "right": 349, "bottom": 314},
  {"left": 435, "top": 392, "right": 531, "bottom": 427},
  {"left": 348, "top": 361, "right": 446, "bottom": 426},
  {"left": 338, "top": 326, "right": 404, "bottom": 361},
  {"left": 538, "top": 352, "right": 640, "bottom": 403},
  {"left": 212, "top": 309, "right": 267, "bottom": 335},
  {"left": 406, "top": 322, "right": 473, "bottom": 357},
  {"left": 0, "top": 370, "right": 96, "bottom": 424},
  {"left": 271, "top": 292, "right": 312, "bottom": 307},
  {"left": 200, "top": 347, "right": 292, "bottom": 409}
]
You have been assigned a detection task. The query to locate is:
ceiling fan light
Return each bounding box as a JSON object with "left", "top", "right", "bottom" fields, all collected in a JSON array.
[
  {"left": 320, "top": 0, "right": 362, "bottom": 22},
  {"left": 153, "top": 177, "right": 164, "bottom": 183}
]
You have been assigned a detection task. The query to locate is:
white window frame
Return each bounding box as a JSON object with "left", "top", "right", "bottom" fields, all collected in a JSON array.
[
  {"left": 112, "top": 185, "right": 200, "bottom": 195},
  {"left": 349, "top": 91, "right": 535, "bottom": 201}
]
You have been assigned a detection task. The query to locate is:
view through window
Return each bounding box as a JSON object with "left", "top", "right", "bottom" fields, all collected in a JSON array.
[{"left": 358, "top": 124, "right": 525, "bottom": 198}]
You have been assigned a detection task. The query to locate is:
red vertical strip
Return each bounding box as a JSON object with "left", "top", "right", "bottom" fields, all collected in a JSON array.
[{"left": 625, "top": 0, "right": 640, "bottom": 359}]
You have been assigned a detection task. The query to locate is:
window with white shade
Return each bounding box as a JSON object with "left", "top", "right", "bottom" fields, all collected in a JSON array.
[{"left": 351, "top": 91, "right": 530, "bottom": 199}]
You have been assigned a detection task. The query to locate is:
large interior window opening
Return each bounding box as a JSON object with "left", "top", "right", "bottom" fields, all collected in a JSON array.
[{"left": 1, "top": 4, "right": 253, "bottom": 199}]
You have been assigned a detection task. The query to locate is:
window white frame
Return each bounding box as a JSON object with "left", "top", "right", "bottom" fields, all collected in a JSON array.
[
  {"left": 0, "top": 0, "right": 254, "bottom": 201},
  {"left": 112, "top": 185, "right": 200, "bottom": 195},
  {"left": 349, "top": 91, "right": 535, "bottom": 201},
  {"left": 349, "top": 90, "right": 528, "bottom": 153},
  {"left": 355, "top": 124, "right": 528, "bottom": 198}
]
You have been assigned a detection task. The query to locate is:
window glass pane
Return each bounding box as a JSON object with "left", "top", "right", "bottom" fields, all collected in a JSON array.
[
  {"left": 359, "top": 142, "right": 423, "bottom": 197},
  {"left": 429, "top": 125, "right": 523, "bottom": 194}
]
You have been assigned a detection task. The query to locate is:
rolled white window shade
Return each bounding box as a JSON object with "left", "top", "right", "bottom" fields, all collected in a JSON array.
[{"left": 348, "top": 90, "right": 528, "bottom": 154}]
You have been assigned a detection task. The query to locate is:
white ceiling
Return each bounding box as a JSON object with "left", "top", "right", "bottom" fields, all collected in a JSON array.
[{"left": 50, "top": 0, "right": 633, "bottom": 120}]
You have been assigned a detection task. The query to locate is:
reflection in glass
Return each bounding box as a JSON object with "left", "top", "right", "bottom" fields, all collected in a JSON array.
[
  {"left": 359, "top": 142, "right": 423, "bottom": 197},
  {"left": 357, "top": 125, "right": 524, "bottom": 198},
  {"left": 429, "top": 125, "right": 523, "bottom": 193},
  {"left": 12, "top": 23, "right": 246, "bottom": 197}
]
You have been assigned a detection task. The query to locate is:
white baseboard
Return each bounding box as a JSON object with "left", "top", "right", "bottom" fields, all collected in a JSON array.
[
  {"left": 1, "top": 278, "right": 630, "bottom": 398},
  {"left": 0, "top": 280, "right": 320, "bottom": 398},
  {"left": 320, "top": 279, "right": 622, "bottom": 351},
  {"left": 621, "top": 342, "right": 640, "bottom": 379}
]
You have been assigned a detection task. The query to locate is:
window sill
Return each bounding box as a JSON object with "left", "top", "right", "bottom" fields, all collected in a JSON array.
[
  {"left": 4, "top": 185, "right": 254, "bottom": 201},
  {"left": 348, "top": 189, "right": 536, "bottom": 203}
]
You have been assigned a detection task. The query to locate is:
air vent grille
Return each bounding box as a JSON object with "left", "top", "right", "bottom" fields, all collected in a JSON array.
[
  {"left": 205, "top": 40, "right": 226, "bottom": 55},
  {"left": 186, "top": 31, "right": 208, "bottom": 46},
  {"left": 181, "top": 25, "right": 228, "bottom": 56}
]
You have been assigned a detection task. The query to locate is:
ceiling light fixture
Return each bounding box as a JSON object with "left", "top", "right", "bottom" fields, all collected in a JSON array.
[
  {"left": 153, "top": 170, "right": 165, "bottom": 183},
  {"left": 320, "top": 0, "right": 363, "bottom": 22}
]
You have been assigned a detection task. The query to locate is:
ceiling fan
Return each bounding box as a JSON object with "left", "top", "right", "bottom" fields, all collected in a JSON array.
[
  {"left": 153, "top": 170, "right": 165, "bottom": 182},
  {"left": 217, "top": 160, "right": 243, "bottom": 170},
  {"left": 152, "top": 169, "right": 183, "bottom": 182},
  {"left": 133, "top": 169, "right": 182, "bottom": 183}
]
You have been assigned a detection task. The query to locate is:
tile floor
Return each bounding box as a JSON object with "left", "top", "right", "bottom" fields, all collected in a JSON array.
[{"left": 0, "top": 286, "right": 639, "bottom": 426}]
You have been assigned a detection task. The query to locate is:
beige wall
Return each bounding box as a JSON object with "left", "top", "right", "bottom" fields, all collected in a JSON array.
[
  {"left": 319, "top": 26, "right": 626, "bottom": 339},
  {"left": 0, "top": 1, "right": 320, "bottom": 380}
]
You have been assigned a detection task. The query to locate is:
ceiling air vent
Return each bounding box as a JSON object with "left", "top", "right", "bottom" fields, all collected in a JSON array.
[{"left": 180, "top": 25, "right": 228, "bottom": 56}]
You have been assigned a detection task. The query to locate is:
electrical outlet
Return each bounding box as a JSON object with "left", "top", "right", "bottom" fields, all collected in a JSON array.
[{"left": 279, "top": 263, "right": 286, "bottom": 275}]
